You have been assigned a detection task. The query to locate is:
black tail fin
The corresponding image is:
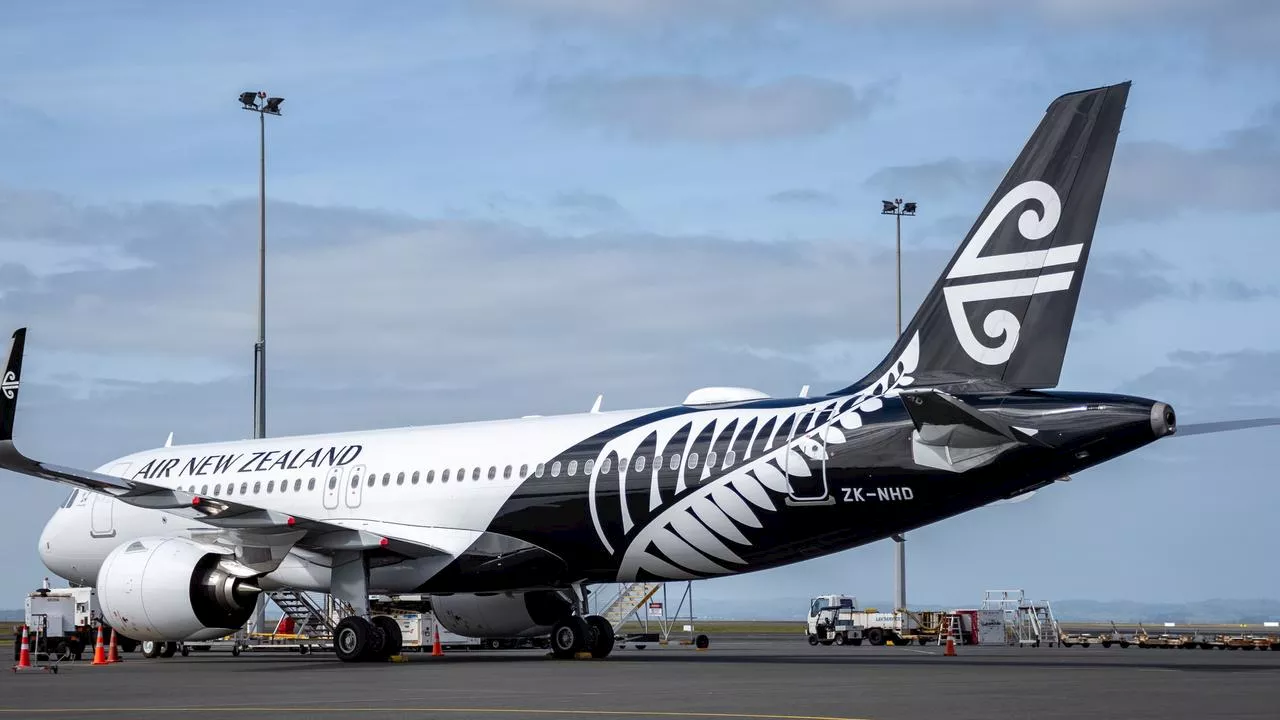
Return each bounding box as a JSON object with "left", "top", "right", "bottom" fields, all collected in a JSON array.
[
  {"left": 840, "top": 82, "right": 1130, "bottom": 394},
  {"left": 1, "top": 328, "right": 25, "bottom": 441}
]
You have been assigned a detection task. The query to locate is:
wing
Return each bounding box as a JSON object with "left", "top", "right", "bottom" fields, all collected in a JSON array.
[{"left": 0, "top": 328, "right": 454, "bottom": 574}]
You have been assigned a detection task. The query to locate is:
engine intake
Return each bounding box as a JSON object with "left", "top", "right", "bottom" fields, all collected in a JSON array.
[{"left": 97, "top": 536, "right": 261, "bottom": 642}]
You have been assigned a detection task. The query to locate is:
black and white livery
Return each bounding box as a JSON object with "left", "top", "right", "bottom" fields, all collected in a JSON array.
[{"left": 6, "top": 82, "right": 1276, "bottom": 664}]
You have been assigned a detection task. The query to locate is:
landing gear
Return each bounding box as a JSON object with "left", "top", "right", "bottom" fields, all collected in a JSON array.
[
  {"left": 335, "top": 616, "right": 372, "bottom": 663},
  {"left": 585, "top": 615, "right": 615, "bottom": 658},
  {"left": 550, "top": 615, "right": 589, "bottom": 659},
  {"left": 371, "top": 616, "right": 403, "bottom": 659}
]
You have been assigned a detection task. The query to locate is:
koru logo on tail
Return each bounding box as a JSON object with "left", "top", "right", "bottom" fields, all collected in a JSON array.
[
  {"left": 1, "top": 370, "right": 17, "bottom": 400},
  {"left": 943, "top": 180, "right": 1080, "bottom": 365}
]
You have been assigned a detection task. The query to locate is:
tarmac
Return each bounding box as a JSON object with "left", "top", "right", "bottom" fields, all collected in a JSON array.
[{"left": 3, "top": 635, "right": 1279, "bottom": 720}]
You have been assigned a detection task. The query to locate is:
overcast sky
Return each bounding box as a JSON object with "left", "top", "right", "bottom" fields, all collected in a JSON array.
[{"left": 2, "top": 0, "right": 1279, "bottom": 611}]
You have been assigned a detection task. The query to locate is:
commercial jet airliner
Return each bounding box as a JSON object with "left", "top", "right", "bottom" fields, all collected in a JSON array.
[{"left": 4, "top": 82, "right": 1276, "bottom": 664}]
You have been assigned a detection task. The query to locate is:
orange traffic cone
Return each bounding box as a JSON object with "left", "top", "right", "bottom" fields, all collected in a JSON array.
[
  {"left": 14, "top": 625, "right": 32, "bottom": 669},
  {"left": 90, "top": 625, "right": 109, "bottom": 665},
  {"left": 106, "top": 630, "right": 122, "bottom": 663},
  {"left": 431, "top": 627, "right": 444, "bottom": 657},
  {"left": 944, "top": 636, "right": 957, "bottom": 656}
]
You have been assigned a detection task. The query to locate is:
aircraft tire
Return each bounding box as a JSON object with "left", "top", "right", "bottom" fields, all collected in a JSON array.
[
  {"left": 371, "top": 616, "right": 403, "bottom": 660},
  {"left": 334, "top": 616, "right": 373, "bottom": 663},
  {"left": 159, "top": 642, "right": 177, "bottom": 658},
  {"left": 142, "top": 640, "right": 161, "bottom": 658},
  {"left": 584, "top": 615, "right": 615, "bottom": 658},
  {"left": 550, "top": 616, "right": 589, "bottom": 659}
]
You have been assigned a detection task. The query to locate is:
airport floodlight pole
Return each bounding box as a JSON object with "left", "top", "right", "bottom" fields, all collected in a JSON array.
[
  {"left": 239, "top": 90, "right": 283, "bottom": 638},
  {"left": 238, "top": 91, "right": 283, "bottom": 442},
  {"left": 881, "top": 197, "right": 916, "bottom": 613}
]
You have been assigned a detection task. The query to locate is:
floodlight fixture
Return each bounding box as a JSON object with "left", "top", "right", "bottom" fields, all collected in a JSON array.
[
  {"left": 239, "top": 91, "right": 259, "bottom": 109},
  {"left": 881, "top": 200, "right": 897, "bottom": 214},
  {"left": 263, "top": 97, "right": 284, "bottom": 115}
]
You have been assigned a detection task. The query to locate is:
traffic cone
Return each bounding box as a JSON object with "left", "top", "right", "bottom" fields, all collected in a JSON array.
[
  {"left": 90, "top": 625, "right": 109, "bottom": 665},
  {"left": 106, "top": 630, "right": 122, "bottom": 663},
  {"left": 944, "top": 636, "right": 957, "bottom": 656},
  {"left": 431, "top": 627, "right": 444, "bottom": 656},
  {"left": 14, "top": 625, "right": 32, "bottom": 669}
]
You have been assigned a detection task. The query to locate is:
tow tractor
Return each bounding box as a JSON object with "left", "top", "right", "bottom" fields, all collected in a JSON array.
[{"left": 806, "top": 596, "right": 864, "bottom": 646}]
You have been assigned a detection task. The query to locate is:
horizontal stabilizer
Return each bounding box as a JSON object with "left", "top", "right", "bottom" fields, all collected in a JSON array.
[{"left": 902, "top": 388, "right": 1045, "bottom": 473}]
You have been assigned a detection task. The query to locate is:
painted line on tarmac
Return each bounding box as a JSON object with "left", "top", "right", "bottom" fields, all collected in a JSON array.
[{"left": 0, "top": 708, "right": 873, "bottom": 720}]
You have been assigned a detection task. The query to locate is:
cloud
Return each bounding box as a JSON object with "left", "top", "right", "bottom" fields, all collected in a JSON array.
[
  {"left": 768, "top": 189, "right": 838, "bottom": 206},
  {"left": 552, "top": 191, "right": 627, "bottom": 218},
  {"left": 539, "top": 74, "right": 887, "bottom": 143},
  {"left": 859, "top": 104, "right": 1280, "bottom": 224},
  {"left": 864, "top": 158, "right": 1005, "bottom": 202},
  {"left": 1120, "top": 348, "right": 1280, "bottom": 415},
  {"left": 1106, "top": 105, "right": 1280, "bottom": 221},
  {"left": 0, "top": 186, "right": 1209, "bottom": 403}
]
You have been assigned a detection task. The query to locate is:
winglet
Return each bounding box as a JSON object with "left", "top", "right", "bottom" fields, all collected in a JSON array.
[
  {"left": 1, "top": 328, "right": 26, "bottom": 442},
  {"left": 590, "top": 394, "right": 603, "bottom": 414}
]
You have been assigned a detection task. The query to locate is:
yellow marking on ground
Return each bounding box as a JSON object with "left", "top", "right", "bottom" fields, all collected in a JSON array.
[{"left": 0, "top": 708, "right": 872, "bottom": 720}]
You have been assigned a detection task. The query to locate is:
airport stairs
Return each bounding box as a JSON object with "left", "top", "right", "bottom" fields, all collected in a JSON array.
[
  {"left": 269, "top": 590, "right": 336, "bottom": 638},
  {"left": 600, "top": 582, "right": 663, "bottom": 631},
  {"left": 1015, "top": 600, "right": 1061, "bottom": 647}
]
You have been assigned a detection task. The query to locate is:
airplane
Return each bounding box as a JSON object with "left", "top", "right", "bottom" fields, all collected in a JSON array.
[{"left": 4, "top": 81, "right": 1277, "bottom": 664}]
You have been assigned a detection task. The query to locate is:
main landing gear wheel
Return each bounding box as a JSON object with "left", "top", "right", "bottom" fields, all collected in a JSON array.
[
  {"left": 142, "top": 640, "right": 161, "bottom": 659},
  {"left": 335, "top": 616, "right": 373, "bottom": 663},
  {"left": 550, "top": 616, "right": 590, "bottom": 659},
  {"left": 371, "top": 616, "right": 403, "bottom": 660},
  {"left": 584, "top": 615, "right": 615, "bottom": 659},
  {"left": 159, "top": 642, "right": 177, "bottom": 658}
]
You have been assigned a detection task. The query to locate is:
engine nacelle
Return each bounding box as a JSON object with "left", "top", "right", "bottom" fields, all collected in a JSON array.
[
  {"left": 430, "top": 591, "right": 571, "bottom": 638},
  {"left": 96, "top": 536, "right": 260, "bottom": 642}
]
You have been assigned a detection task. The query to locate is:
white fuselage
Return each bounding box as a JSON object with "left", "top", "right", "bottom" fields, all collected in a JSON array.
[{"left": 38, "top": 406, "right": 656, "bottom": 592}]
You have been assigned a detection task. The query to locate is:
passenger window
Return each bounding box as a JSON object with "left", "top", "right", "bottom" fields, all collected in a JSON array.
[
  {"left": 308, "top": 478, "right": 316, "bottom": 491},
  {"left": 328, "top": 477, "right": 336, "bottom": 489},
  {"left": 707, "top": 451, "right": 718, "bottom": 468},
  {"left": 294, "top": 478, "right": 302, "bottom": 491},
  {"left": 635, "top": 456, "right": 645, "bottom": 472},
  {"left": 201, "top": 484, "right": 209, "bottom": 495},
  {"left": 383, "top": 473, "right": 391, "bottom": 486},
  {"left": 519, "top": 464, "right": 528, "bottom": 478},
  {"left": 472, "top": 467, "right": 480, "bottom": 481},
  {"left": 267, "top": 480, "right": 275, "bottom": 493},
  {"left": 241, "top": 482, "right": 248, "bottom": 494},
  {"left": 503, "top": 465, "right": 512, "bottom": 480},
  {"left": 214, "top": 483, "right": 222, "bottom": 495},
  {"left": 442, "top": 469, "right": 450, "bottom": 482},
  {"left": 688, "top": 452, "right": 699, "bottom": 469},
  {"left": 726, "top": 450, "right": 736, "bottom": 467},
  {"left": 457, "top": 468, "right": 465, "bottom": 482},
  {"left": 254, "top": 481, "right": 262, "bottom": 493},
  {"left": 535, "top": 463, "right": 544, "bottom": 478},
  {"left": 488, "top": 466, "right": 496, "bottom": 480},
  {"left": 397, "top": 472, "right": 405, "bottom": 485},
  {"left": 226, "top": 484, "right": 234, "bottom": 496},
  {"left": 367, "top": 474, "right": 375, "bottom": 487},
  {"left": 551, "top": 461, "right": 561, "bottom": 477},
  {"left": 411, "top": 471, "right": 419, "bottom": 485},
  {"left": 584, "top": 459, "right": 594, "bottom": 475},
  {"left": 601, "top": 457, "right": 612, "bottom": 474},
  {"left": 669, "top": 454, "right": 680, "bottom": 471},
  {"left": 427, "top": 470, "right": 435, "bottom": 483},
  {"left": 351, "top": 477, "right": 359, "bottom": 489},
  {"left": 567, "top": 460, "right": 578, "bottom": 476}
]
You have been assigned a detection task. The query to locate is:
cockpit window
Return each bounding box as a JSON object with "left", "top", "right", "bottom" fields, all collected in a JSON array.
[{"left": 61, "top": 489, "right": 78, "bottom": 508}]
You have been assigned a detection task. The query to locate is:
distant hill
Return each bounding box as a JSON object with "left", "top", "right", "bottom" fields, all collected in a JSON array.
[{"left": 0, "top": 609, "right": 22, "bottom": 622}]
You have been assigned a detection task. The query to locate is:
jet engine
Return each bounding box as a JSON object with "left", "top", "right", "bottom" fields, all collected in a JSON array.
[
  {"left": 96, "top": 536, "right": 261, "bottom": 642},
  {"left": 430, "top": 590, "right": 572, "bottom": 638}
]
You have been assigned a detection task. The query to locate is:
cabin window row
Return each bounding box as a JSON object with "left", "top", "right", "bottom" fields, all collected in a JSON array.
[{"left": 182, "top": 448, "right": 741, "bottom": 498}]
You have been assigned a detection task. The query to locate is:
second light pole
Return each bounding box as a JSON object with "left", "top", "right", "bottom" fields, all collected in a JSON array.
[
  {"left": 881, "top": 197, "right": 916, "bottom": 614},
  {"left": 239, "top": 91, "right": 284, "bottom": 441}
]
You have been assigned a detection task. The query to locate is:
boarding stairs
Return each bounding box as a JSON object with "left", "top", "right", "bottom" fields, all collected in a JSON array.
[
  {"left": 600, "top": 582, "right": 663, "bottom": 631},
  {"left": 269, "top": 590, "right": 336, "bottom": 638},
  {"left": 937, "top": 613, "right": 962, "bottom": 646},
  {"left": 1015, "top": 600, "right": 1061, "bottom": 647}
]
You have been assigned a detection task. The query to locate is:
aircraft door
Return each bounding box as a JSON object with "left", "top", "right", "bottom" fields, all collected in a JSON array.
[
  {"left": 323, "top": 466, "right": 343, "bottom": 510},
  {"left": 89, "top": 462, "right": 130, "bottom": 537},
  {"left": 90, "top": 494, "right": 115, "bottom": 537},
  {"left": 344, "top": 464, "right": 366, "bottom": 509},
  {"left": 784, "top": 404, "right": 833, "bottom": 505}
]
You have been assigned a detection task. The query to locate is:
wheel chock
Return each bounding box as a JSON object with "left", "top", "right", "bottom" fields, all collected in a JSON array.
[
  {"left": 573, "top": 651, "right": 593, "bottom": 660},
  {"left": 389, "top": 655, "right": 409, "bottom": 663}
]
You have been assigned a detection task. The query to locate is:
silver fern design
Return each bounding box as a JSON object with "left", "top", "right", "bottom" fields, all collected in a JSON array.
[{"left": 586, "top": 332, "right": 920, "bottom": 581}]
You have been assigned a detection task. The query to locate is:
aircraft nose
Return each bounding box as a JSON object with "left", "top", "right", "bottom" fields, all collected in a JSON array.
[
  {"left": 1151, "top": 402, "right": 1177, "bottom": 438},
  {"left": 38, "top": 509, "right": 76, "bottom": 580}
]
